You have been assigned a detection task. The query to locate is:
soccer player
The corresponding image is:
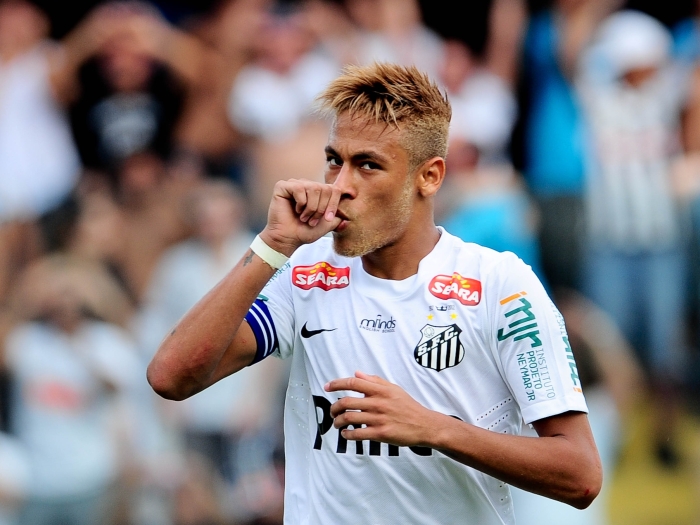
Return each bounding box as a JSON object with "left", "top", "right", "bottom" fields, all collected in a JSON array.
[{"left": 147, "top": 63, "right": 602, "bottom": 524}]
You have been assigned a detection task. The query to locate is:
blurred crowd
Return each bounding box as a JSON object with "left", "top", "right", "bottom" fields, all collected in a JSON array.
[{"left": 1, "top": 0, "right": 700, "bottom": 523}]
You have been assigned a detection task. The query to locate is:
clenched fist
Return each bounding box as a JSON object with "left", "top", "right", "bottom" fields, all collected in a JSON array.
[{"left": 259, "top": 179, "right": 343, "bottom": 256}]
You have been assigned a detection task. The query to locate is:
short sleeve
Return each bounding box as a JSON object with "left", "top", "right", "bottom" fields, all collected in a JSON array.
[
  {"left": 486, "top": 253, "right": 588, "bottom": 424},
  {"left": 244, "top": 261, "right": 295, "bottom": 362}
]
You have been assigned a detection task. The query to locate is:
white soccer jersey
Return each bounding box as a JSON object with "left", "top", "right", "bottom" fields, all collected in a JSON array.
[{"left": 245, "top": 228, "right": 588, "bottom": 525}]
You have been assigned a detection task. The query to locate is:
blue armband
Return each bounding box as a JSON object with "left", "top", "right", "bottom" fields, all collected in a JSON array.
[{"left": 244, "top": 298, "right": 280, "bottom": 364}]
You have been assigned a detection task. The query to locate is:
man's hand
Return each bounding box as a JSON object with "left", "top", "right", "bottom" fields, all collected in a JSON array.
[
  {"left": 260, "top": 179, "right": 343, "bottom": 256},
  {"left": 324, "top": 371, "right": 437, "bottom": 447}
]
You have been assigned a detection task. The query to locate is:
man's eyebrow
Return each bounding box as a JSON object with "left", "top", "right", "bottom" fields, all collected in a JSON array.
[
  {"left": 325, "top": 146, "right": 389, "bottom": 164},
  {"left": 351, "top": 151, "right": 389, "bottom": 165}
]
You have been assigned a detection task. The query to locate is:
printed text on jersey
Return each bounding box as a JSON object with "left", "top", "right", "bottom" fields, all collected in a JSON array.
[
  {"left": 293, "top": 262, "right": 350, "bottom": 290},
  {"left": 429, "top": 273, "right": 482, "bottom": 305}
]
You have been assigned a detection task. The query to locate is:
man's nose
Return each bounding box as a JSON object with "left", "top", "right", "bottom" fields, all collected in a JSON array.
[{"left": 332, "top": 164, "right": 356, "bottom": 198}]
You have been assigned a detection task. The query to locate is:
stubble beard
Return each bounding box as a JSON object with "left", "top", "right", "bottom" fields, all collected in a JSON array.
[{"left": 332, "top": 179, "right": 414, "bottom": 258}]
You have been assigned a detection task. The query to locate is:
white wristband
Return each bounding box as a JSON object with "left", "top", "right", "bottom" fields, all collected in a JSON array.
[{"left": 250, "top": 235, "right": 289, "bottom": 270}]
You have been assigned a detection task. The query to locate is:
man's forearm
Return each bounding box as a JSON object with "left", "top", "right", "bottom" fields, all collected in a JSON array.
[
  {"left": 146, "top": 248, "right": 276, "bottom": 400},
  {"left": 326, "top": 374, "right": 602, "bottom": 510},
  {"left": 425, "top": 411, "right": 602, "bottom": 509},
  {"left": 148, "top": 177, "right": 342, "bottom": 400}
]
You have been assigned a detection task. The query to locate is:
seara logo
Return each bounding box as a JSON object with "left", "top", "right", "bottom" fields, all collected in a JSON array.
[
  {"left": 293, "top": 262, "right": 350, "bottom": 291},
  {"left": 429, "top": 273, "right": 482, "bottom": 306}
]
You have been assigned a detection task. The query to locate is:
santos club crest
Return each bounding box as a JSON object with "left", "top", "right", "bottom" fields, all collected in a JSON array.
[{"left": 414, "top": 324, "right": 465, "bottom": 372}]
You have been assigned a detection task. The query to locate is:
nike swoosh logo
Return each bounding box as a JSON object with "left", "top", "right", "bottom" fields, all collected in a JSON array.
[{"left": 301, "top": 322, "right": 337, "bottom": 339}]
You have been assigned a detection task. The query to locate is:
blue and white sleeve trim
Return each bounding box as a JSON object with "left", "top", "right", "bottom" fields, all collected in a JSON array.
[{"left": 244, "top": 298, "right": 280, "bottom": 364}]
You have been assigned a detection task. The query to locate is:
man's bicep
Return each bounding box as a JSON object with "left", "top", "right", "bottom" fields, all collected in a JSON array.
[
  {"left": 211, "top": 287, "right": 293, "bottom": 384},
  {"left": 530, "top": 411, "right": 603, "bottom": 507},
  {"left": 532, "top": 411, "right": 596, "bottom": 447}
]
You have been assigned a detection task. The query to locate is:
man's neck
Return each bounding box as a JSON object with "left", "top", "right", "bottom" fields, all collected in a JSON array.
[{"left": 360, "top": 223, "right": 440, "bottom": 281}]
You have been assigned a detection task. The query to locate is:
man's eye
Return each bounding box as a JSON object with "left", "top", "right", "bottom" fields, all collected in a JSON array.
[
  {"left": 360, "top": 162, "right": 376, "bottom": 170},
  {"left": 328, "top": 157, "right": 341, "bottom": 167}
]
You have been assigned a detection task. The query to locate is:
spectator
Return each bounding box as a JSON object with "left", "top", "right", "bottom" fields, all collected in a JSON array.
[
  {"left": 436, "top": 29, "right": 541, "bottom": 279},
  {"left": 138, "top": 180, "right": 253, "bottom": 356},
  {"left": 108, "top": 152, "right": 193, "bottom": 304},
  {"left": 520, "top": 0, "right": 620, "bottom": 291},
  {"left": 174, "top": 0, "right": 272, "bottom": 182},
  {"left": 437, "top": 38, "right": 540, "bottom": 277},
  {"left": 577, "top": 10, "right": 689, "bottom": 466},
  {"left": 0, "top": 0, "right": 80, "bottom": 302},
  {"left": 74, "top": 153, "right": 197, "bottom": 305},
  {"left": 4, "top": 254, "right": 141, "bottom": 525},
  {"left": 672, "top": 0, "right": 700, "bottom": 69},
  {"left": 670, "top": 5, "right": 700, "bottom": 393},
  {"left": 32, "top": 154, "right": 191, "bottom": 308},
  {"left": 136, "top": 179, "right": 285, "bottom": 522},
  {"left": 56, "top": 2, "right": 211, "bottom": 171},
  {"left": 440, "top": 39, "right": 518, "bottom": 166},
  {"left": 228, "top": 3, "right": 339, "bottom": 228},
  {"left": 228, "top": 4, "right": 338, "bottom": 142},
  {"left": 0, "top": 0, "right": 81, "bottom": 222},
  {"left": 343, "top": 0, "right": 444, "bottom": 78}
]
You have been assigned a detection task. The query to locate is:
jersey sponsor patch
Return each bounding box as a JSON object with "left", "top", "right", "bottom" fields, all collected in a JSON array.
[
  {"left": 312, "top": 394, "right": 433, "bottom": 456},
  {"left": 497, "top": 296, "right": 542, "bottom": 348},
  {"left": 359, "top": 314, "right": 396, "bottom": 333},
  {"left": 429, "top": 273, "right": 481, "bottom": 306},
  {"left": 414, "top": 324, "right": 465, "bottom": 372},
  {"left": 293, "top": 262, "right": 350, "bottom": 291}
]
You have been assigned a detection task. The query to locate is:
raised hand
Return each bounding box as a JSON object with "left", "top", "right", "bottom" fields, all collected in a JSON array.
[
  {"left": 324, "top": 371, "right": 438, "bottom": 448},
  {"left": 260, "top": 178, "right": 343, "bottom": 256}
]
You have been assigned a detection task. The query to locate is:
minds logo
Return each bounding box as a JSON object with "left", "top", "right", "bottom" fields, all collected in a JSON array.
[{"left": 359, "top": 314, "right": 396, "bottom": 333}]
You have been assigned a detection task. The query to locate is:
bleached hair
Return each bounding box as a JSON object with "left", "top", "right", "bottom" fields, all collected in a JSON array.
[{"left": 316, "top": 63, "right": 451, "bottom": 170}]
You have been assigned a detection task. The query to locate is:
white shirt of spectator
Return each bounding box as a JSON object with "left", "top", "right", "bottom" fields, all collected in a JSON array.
[
  {"left": 0, "top": 433, "right": 30, "bottom": 525},
  {"left": 5, "top": 321, "right": 140, "bottom": 498},
  {"left": 248, "top": 229, "right": 588, "bottom": 525},
  {"left": 352, "top": 26, "right": 445, "bottom": 80},
  {"left": 228, "top": 51, "right": 339, "bottom": 142},
  {"left": 448, "top": 71, "right": 518, "bottom": 164},
  {"left": 0, "top": 45, "right": 80, "bottom": 221},
  {"left": 578, "top": 65, "right": 685, "bottom": 251}
]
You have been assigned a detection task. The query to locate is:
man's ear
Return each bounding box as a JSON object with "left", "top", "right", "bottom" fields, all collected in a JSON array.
[{"left": 416, "top": 157, "right": 446, "bottom": 197}]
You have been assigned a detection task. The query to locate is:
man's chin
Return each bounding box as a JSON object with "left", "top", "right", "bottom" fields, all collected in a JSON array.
[{"left": 332, "top": 233, "right": 371, "bottom": 258}]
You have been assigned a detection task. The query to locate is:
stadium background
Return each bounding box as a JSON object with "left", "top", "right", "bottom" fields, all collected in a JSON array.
[{"left": 2, "top": 0, "right": 700, "bottom": 524}]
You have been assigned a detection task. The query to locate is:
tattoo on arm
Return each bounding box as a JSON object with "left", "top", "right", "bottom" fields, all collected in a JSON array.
[{"left": 243, "top": 250, "right": 255, "bottom": 267}]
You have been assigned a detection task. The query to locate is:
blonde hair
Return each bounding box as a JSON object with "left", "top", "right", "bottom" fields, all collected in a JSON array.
[{"left": 316, "top": 63, "right": 451, "bottom": 170}]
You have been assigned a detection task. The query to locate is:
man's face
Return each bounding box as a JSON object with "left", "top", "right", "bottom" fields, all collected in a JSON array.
[{"left": 324, "top": 113, "right": 417, "bottom": 257}]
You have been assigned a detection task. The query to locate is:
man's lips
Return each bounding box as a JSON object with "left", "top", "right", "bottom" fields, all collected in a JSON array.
[{"left": 334, "top": 211, "right": 350, "bottom": 232}]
